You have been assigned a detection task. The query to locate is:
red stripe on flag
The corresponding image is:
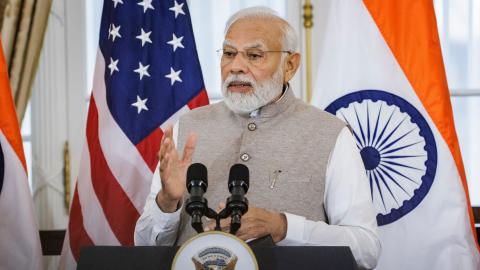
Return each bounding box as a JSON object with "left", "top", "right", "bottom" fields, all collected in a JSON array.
[
  {"left": 87, "top": 98, "right": 140, "bottom": 246},
  {"left": 136, "top": 89, "right": 209, "bottom": 173},
  {"left": 187, "top": 89, "right": 209, "bottom": 110},
  {"left": 136, "top": 128, "right": 163, "bottom": 172},
  {"left": 68, "top": 186, "right": 94, "bottom": 261}
]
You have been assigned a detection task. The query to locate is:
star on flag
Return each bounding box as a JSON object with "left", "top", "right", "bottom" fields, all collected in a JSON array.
[
  {"left": 138, "top": 0, "right": 155, "bottom": 13},
  {"left": 165, "top": 67, "right": 182, "bottom": 85},
  {"left": 108, "top": 58, "right": 119, "bottom": 75},
  {"left": 136, "top": 28, "right": 153, "bottom": 47},
  {"left": 169, "top": 0, "right": 185, "bottom": 18},
  {"left": 131, "top": 95, "right": 148, "bottom": 114},
  {"left": 167, "top": 34, "right": 184, "bottom": 51},
  {"left": 134, "top": 62, "right": 151, "bottom": 80},
  {"left": 112, "top": 0, "right": 123, "bottom": 8},
  {"left": 109, "top": 24, "right": 122, "bottom": 42}
]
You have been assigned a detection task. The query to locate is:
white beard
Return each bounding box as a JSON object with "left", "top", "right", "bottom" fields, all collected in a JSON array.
[{"left": 221, "top": 67, "right": 284, "bottom": 115}]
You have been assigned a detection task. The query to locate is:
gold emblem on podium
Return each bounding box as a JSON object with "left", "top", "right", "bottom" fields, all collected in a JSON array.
[
  {"left": 171, "top": 231, "right": 258, "bottom": 270},
  {"left": 192, "top": 246, "right": 238, "bottom": 270}
]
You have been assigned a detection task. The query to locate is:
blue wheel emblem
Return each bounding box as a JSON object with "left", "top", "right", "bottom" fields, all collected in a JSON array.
[{"left": 325, "top": 90, "right": 437, "bottom": 226}]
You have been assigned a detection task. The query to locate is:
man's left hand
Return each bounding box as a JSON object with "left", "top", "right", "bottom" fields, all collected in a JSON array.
[{"left": 205, "top": 204, "right": 288, "bottom": 243}]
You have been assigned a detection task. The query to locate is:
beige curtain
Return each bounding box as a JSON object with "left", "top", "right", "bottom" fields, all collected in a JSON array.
[{"left": 1, "top": 0, "right": 52, "bottom": 123}]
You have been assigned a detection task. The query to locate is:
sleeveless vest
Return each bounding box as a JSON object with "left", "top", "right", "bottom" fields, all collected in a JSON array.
[{"left": 175, "top": 89, "right": 345, "bottom": 244}]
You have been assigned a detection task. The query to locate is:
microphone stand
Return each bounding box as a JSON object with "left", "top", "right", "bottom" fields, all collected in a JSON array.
[{"left": 194, "top": 205, "right": 242, "bottom": 234}]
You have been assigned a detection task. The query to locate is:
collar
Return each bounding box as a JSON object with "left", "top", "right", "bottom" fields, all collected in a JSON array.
[{"left": 248, "top": 84, "right": 295, "bottom": 119}]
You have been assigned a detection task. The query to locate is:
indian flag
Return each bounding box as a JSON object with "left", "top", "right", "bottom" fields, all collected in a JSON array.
[
  {"left": 312, "top": 0, "right": 480, "bottom": 269},
  {"left": 0, "top": 39, "right": 43, "bottom": 270}
]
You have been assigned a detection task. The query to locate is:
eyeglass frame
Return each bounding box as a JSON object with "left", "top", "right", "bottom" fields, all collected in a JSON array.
[{"left": 216, "top": 47, "right": 292, "bottom": 66}]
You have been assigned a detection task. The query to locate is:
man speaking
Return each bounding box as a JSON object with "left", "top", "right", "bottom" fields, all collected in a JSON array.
[{"left": 134, "top": 7, "right": 381, "bottom": 269}]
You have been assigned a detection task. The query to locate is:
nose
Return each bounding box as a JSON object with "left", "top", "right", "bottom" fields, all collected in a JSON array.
[{"left": 227, "top": 52, "right": 249, "bottom": 75}]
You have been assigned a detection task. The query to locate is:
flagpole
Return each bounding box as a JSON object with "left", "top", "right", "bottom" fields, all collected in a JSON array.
[
  {"left": 63, "top": 141, "right": 70, "bottom": 213},
  {"left": 303, "top": 0, "right": 313, "bottom": 103}
]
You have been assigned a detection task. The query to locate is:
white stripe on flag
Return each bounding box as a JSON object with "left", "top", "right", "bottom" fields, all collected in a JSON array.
[
  {"left": 77, "top": 142, "right": 120, "bottom": 245},
  {"left": 58, "top": 232, "right": 77, "bottom": 270},
  {"left": 92, "top": 49, "right": 153, "bottom": 213}
]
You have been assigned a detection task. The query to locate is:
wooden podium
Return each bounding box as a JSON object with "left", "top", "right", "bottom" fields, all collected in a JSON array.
[{"left": 77, "top": 246, "right": 358, "bottom": 270}]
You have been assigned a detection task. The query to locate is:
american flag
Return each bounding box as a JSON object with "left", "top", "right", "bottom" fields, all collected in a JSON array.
[{"left": 59, "top": 0, "right": 208, "bottom": 267}]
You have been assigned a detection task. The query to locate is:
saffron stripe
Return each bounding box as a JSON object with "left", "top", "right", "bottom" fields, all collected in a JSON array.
[{"left": 0, "top": 39, "right": 26, "bottom": 171}]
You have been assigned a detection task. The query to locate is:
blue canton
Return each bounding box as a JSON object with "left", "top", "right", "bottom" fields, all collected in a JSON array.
[{"left": 99, "top": 0, "right": 205, "bottom": 145}]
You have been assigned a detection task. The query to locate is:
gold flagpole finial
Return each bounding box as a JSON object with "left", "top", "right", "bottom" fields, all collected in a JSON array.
[{"left": 303, "top": 0, "right": 314, "bottom": 103}]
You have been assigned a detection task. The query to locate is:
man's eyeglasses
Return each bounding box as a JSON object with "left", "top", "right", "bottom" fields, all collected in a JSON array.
[{"left": 216, "top": 48, "right": 292, "bottom": 66}]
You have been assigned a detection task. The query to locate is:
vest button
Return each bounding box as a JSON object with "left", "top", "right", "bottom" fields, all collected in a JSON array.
[
  {"left": 248, "top": 122, "right": 256, "bottom": 131},
  {"left": 240, "top": 153, "right": 250, "bottom": 162}
]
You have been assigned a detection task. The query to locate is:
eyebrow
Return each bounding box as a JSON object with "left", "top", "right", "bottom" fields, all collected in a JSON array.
[{"left": 222, "top": 40, "right": 267, "bottom": 50}]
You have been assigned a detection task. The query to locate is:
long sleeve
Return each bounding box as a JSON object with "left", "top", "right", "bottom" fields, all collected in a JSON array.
[
  {"left": 278, "top": 127, "right": 381, "bottom": 269},
  {"left": 134, "top": 176, "right": 182, "bottom": 246},
  {"left": 134, "top": 123, "right": 182, "bottom": 246}
]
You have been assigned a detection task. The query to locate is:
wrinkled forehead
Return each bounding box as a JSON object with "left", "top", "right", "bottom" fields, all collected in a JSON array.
[
  {"left": 223, "top": 18, "right": 283, "bottom": 50},
  {"left": 222, "top": 40, "right": 267, "bottom": 50}
]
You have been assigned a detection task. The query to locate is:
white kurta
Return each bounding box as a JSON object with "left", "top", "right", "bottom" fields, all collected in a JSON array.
[{"left": 135, "top": 124, "right": 381, "bottom": 269}]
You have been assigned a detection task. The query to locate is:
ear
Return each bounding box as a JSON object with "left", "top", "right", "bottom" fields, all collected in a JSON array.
[{"left": 283, "top": 52, "right": 301, "bottom": 83}]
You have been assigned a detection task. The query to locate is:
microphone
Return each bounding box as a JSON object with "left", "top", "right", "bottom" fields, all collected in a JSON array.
[
  {"left": 226, "top": 164, "right": 249, "bottom": 234},
  {"left": 185, "top": 163, "right": 208, "bottom": 233}
]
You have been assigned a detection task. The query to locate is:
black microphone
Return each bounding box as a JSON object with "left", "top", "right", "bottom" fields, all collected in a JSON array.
[
  {"left": 185, "top": 163, "right": 208, "bottom": 233},
  {"left": 226, "top": 164, "right": 249, "bottom": 234}
]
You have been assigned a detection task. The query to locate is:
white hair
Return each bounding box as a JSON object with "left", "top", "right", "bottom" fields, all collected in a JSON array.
[{"left": 224, "top": 6, "right": 298, "bottom": 52}]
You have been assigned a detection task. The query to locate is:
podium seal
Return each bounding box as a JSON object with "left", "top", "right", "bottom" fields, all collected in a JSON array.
[{"left": 172, "top": 231, "right": 258, "bottom": 270}]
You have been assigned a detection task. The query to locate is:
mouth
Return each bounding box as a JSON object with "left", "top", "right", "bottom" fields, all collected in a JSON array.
[{"left": 227, "top": 81, "right": 253, "bottom": 93}]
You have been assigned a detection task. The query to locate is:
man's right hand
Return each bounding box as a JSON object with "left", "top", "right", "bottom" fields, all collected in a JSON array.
[{"left": 156, "top": 124, "right": 197, "bottom": 213}]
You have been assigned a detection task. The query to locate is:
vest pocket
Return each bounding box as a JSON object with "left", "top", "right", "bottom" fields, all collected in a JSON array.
[{"left": 269, "top": 169, "right": 312, "bottom": 189}]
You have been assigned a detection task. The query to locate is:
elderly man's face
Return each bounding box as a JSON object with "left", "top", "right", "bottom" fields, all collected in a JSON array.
[
  {"left": 220, "top": 18, "right": 295, "bottom": 114},
  {"left": 221, "top": 18, "right": 285, "bottom": 94}
]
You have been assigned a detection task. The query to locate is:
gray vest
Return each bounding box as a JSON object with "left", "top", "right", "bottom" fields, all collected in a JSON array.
[{"left": 175, "top": 89, "right": 345, "bottom": 244}]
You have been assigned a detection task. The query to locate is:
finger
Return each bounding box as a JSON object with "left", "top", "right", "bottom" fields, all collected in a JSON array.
[
  {"left": 204, "top": 218, "right": 229, "bottom": 232},
  {"left": 216, "top": 202, "right": 226, "bottom": 212},
  {"left": 219, "top": 220, "right": 230, "bottom": 232},
  {"left": 159, "top": 137, "right": 171, "bottom": 161},
  {"left": 204, "top": 219, "right": 216, "bottom": 231},
  {"left": 159, "top": 153, "right": 170, "bottom": 177},
  {"left": 164, "top": 124, "right": 174, "bottom": 139},
  {"left": 235, "top": 224, "right": 253, "bottom": 240},
  {"left": 160, "top": 124, "right": 173, "bottom": 150},
  {"left": 182, "top": 133, "right": 197, "bottom": 163},
  {"left": 242, "top": 206, "right": 259, "bottom": 218},
  {"left": 160, "top": 123, "right": 175, "bottom": 153},
  {"left": 160, "top": 125, "right": 170, "bottom": 146},
  {"left": 220, "top": 217, "right": 231, "bottom": 228},
  {"left": 236, "top": 224, "right": 265, "bottom": 241},
  {"left": 166, "top": 138, "right": 180, "bottom": 163},
  {"left": 162, "top": 137, "right": 178, "bottom": 163}
]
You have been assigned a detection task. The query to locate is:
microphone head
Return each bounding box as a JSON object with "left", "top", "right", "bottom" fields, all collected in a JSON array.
[
  {"left": 228, "top": 164, "right": 249, "bottom": 193},
  {"left": 186, "top": 163, "right": 208, "bottom": 192}
]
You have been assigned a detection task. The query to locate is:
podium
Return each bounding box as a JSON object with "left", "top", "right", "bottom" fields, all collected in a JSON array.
[{"left": 77, "top": 246, "right": 358, "bottom": 270}]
